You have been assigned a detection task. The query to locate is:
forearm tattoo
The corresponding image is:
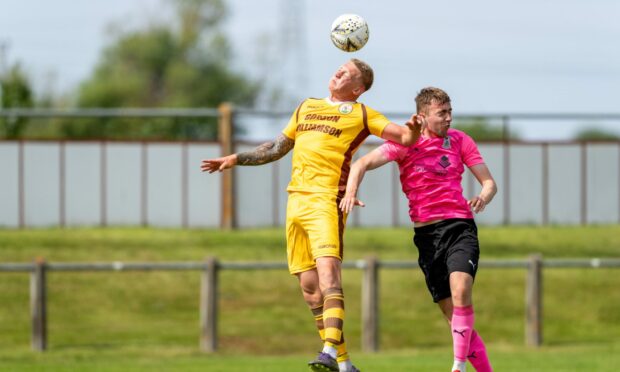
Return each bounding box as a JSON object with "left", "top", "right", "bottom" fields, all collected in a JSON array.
[{"left": 236, "top": 134, "right": 294, "bottom": 166}]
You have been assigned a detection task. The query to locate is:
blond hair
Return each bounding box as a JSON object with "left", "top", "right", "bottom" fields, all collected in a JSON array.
[{"left": 350, "top": 58, "right": 374, "bottom": 91}]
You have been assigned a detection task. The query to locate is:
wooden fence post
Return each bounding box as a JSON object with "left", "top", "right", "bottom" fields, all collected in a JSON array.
[
  {"left": 200, "top": 257, "right": 219, "bottom": 352},
  {"left": 362, "top": 256, "right": 379, "bottom": 352},
  {"left": 30, "top": 257, "right": 47, "bottom": 351},
  {"left": 218, "top": 103, "right": 236, "bottom": 230},
  {"left": 525, "top": 254, "right": 542, "bottom": 347}
]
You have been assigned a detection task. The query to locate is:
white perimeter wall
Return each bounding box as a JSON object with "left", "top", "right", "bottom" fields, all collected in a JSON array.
[{"left": 0, "top": 141, "right": 618, "bottom": 228}]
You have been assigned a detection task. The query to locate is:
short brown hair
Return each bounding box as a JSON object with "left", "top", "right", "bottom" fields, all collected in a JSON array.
[
  {"left": 415, "top": 87, "right": 451, "bottom": 113},
  {"left": 350, "top": 58, "right": 374, "bottom": 91}
]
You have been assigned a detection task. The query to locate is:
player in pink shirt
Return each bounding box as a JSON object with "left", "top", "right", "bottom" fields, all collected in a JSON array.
[{"left": 340, "top": 87, "right": 497, "bottom": 372}]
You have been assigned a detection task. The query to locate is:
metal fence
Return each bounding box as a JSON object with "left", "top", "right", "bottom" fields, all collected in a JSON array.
[
  {"left": 2, "top": 256, "right": 619, "bottom": 352},
  {"left": 1, "top": 108, "right": 620, "bottom": 228}
]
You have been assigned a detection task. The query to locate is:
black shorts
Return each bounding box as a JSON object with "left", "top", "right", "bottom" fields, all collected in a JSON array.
[{"left": 413, "top": 218, "right": 480, "bottom": 303}]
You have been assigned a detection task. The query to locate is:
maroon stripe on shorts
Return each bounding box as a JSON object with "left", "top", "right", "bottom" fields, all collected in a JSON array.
[
  {"left": 336, "top": 104, "right": 370, "bottom": 257},
  {"left": 337, "top": 196, "right": 345, "bottom": 258}
]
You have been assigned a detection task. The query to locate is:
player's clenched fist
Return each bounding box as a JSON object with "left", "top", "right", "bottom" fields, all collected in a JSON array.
[
  {"left": 406, "top": 114, "right": 425, "bottom": 132},
  {"left": 403, "top": 114, "right": 424, "bottom": 145},
  {"left": 201, "top": 154, "right": 237, "bottom": 173},
  {"left": 406, "top": 114, "right": 424, "bottom": 131}
]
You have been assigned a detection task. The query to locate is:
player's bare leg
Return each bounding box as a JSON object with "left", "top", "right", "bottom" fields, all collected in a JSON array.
[
  {"left": 437, "top": 272, "right": 492, "bottom": 372},
  {"left": 301, "top": 257, "right": 349, "bottom": 371},
  {"left": 299, "top": 266, "right": 357, "bottom": 371},
  {"left": 448, "top": 272, "right": 474, "bottom": 372}
]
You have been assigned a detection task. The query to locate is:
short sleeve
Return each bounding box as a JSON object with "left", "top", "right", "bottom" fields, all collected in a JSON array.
[
  {"left": 364, "top": 106, "right": 391, "bottom": 137},
  {"left": 460, "top": 133, "right": 484, "bottom": 167},
  {"left": 379, "top": 140, "right": 407, "bottom": 162},
  {"left": 282, "top": 101, "right": 305, "bottom": 139}
]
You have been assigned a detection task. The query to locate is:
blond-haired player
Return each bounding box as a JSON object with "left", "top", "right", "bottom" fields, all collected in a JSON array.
[{"left": 202, "top": 59, "right": 422, "bottom": 372}]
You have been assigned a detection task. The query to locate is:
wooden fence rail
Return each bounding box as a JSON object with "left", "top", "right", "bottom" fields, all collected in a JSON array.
[{"left": 1, "top": 255, "right": 620, "bottom": 352}]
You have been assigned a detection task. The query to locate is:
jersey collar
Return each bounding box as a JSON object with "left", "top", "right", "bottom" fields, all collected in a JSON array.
[{"left": 325, "top": 97, "right": 357, "bottom": 106}]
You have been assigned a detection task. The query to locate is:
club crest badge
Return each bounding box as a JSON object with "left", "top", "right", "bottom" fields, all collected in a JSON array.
[
  {"left": 442, "top": 136, "right": 451, "bottom": 149},
  {"left": 339, "top": 103, "right": 353, "bottom": 114},
  {"left": 439, "top": 155, "right": 451, "bottom": 168}
]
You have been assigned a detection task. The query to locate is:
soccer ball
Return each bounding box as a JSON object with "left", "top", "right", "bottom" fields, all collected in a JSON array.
[{"left": 330, "top": 14, "right": 369, "bottom": 52}]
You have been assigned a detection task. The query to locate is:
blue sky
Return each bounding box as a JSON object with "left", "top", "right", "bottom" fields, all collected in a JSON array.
[{"left": 1, "top": 0, "right": 619, "bottom": 139}]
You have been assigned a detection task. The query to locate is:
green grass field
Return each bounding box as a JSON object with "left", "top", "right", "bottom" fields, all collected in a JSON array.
[{"left": 1, "top": 226, "right": 619, "bottom": 371}]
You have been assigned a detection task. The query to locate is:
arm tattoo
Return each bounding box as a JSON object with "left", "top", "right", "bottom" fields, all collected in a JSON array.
[{"left": 236, "top": 134, "right": 294, "bottom": 166}]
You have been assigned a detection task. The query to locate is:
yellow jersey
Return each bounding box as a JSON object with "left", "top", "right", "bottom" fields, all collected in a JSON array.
[{"left": 282, "top": 98, "right": 390, "bottom": 195}]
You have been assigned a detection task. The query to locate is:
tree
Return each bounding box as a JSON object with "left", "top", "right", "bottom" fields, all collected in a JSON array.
[
  {"left": 452, "top": 117, "right": 520, "bottom": 141},
  {"left": 0, "top": 63, "right": 34, "bottom": 138},
  {"left": 68, "top": 0, "right": 259, "bottom": 140},
  {"left": 574, "top": 127, "right": 619, "bottom": 141}
]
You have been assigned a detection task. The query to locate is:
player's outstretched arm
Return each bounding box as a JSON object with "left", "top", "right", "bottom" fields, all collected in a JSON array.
[
  {"left": 381, "top": 114, "right": 423, "bottom": 146},
  {"left": 339, "top": 147, "right": 391, "bottom": 213},
  {"left": 201, "top": 134, "right": 294, "bottom": 173},
  {"left": 467, "top": 163, "right": 498, "bottom": 213}
]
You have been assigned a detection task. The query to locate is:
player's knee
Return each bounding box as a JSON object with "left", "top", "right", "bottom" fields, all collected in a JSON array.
[
  {"left": 317, "top": 269, "right": 342, "bottom": 291},
  {"left": 450, "top": 287, "right": 472, "bottom": 306},
  {"left": 300, "top": 285, "right": 322, "bottom": 304},
  {"left": 451, "top": 292, "right": 467, "bottom": 305}
]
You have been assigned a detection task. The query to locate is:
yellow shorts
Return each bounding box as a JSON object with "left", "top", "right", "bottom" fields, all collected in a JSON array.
[{"left": 286, "top": 192, "right": 348, "bottom": 275}]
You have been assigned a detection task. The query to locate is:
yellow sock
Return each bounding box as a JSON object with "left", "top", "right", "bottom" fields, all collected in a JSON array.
[
  {"left": 337, "top": 337, "right": 349, "bottom": 362},
  {"left": 323, "top": 287, "right": 345, "bottom": 347},
  {"left": 311, "top": 301, "right": 349, "bottom": 362},
  {"left": 311, "top": 305, "right": 326, "bottom": 341}
]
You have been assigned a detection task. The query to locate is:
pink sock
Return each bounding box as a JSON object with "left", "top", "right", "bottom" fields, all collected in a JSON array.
[
  {"left": 452, "top": 305, "right": 474, "bottom": 362},
  {"left": 468, "top": 330, "right": 493, "bottom": 372}
]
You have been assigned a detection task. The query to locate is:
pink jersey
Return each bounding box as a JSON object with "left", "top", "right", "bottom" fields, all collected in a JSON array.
[{"left": 380, "top": 128, "right": 484, "bottom": 223}]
